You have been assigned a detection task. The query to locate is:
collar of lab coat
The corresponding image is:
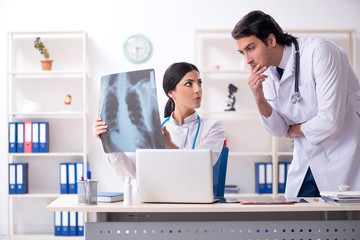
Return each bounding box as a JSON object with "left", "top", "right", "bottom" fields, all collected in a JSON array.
[
  {"left": 169, "top": 111, "right": 198, "bottom": 126},
  {"left": 271, "top": 43, "right": 296, "bottom": 82}
]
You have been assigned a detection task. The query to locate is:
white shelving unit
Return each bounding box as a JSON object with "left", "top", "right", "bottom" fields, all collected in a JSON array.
[
  {"left": 7, "top": 31, "right": 88, "bottom": 238},
  {"left": 195, "top": 29, "right": 356, "bottom": 194}
]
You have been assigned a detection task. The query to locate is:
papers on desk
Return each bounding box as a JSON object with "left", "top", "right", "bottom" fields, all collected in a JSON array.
[
  {"left": 227, "top": 196, "right": 296, "bottom": 205},
  {"left": 320, "top": 191, "right": 360, "bottom": 205}
]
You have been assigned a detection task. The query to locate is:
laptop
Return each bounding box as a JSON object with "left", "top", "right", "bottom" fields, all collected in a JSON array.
[{"left": 136, "top": 149, "right": 215, "bottom": 203}]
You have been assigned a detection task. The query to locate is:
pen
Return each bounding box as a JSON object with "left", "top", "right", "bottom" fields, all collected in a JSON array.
[{"left": 86, "top": 171, "right": 91, "bottom": 203}]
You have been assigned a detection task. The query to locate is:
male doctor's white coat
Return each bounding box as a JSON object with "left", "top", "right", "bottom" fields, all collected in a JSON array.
[{"left": 261, "top": 35, "right": 360, "bottom": 197}]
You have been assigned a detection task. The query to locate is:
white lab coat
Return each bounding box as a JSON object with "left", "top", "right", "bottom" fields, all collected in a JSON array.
[
  {"left": 261, "top": 35, "right": 360, "bottom": 197},
  {"left": 106, "top": 112, "right": 226, "bottom": 178}
]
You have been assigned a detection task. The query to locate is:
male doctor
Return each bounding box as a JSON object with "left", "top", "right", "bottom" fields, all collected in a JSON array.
[{"left": 232, "top": 10, "right": 360, "bottom": 197}]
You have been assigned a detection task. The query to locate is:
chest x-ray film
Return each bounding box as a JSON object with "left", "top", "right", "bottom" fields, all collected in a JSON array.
[{"left": 99, "top": 69, "right": 165, "bottom": 153}]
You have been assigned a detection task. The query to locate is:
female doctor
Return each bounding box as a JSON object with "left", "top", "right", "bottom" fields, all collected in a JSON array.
[
  {"left": 93, "top": 62, "right": 226, "bottom": 178},
  {"left": 232, "top": 11, "right": 360, "bottom": 197}
]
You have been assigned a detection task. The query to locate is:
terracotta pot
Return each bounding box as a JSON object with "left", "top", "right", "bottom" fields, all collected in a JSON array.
[{"left": 40, "top": 59, "right": 53, "bottom": 71}]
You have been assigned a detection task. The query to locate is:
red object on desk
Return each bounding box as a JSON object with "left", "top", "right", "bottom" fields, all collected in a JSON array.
[{"left": 240, "top": 201, "right": 294, "bottom": 205}]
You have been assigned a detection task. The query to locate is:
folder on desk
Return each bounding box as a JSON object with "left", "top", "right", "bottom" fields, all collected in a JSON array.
[
  {"left": 32, "top": 122, "right": 40, "bottom": 153},
  {"left": 54, "top": 211, "right": 62, "bottom": 236},
  {"left": 61, "top": 211, "right": 69, "bottom": 236},
  {"left": 69, "top": 211, "right": 77, "bottom": 236},
  {"left": 39, "top": 122, "right": 49, "bottom": 152},
  {"left": 68, "top": 163, "right": 76, "bottom": 194},
  {"left": 9, "top": 163, "right": 17, "bottom": 194},
  {"left": 17, "top": 122, "right": 24, "bottom": 153},
  {"left": 255, "top": 162, "right": 266, "bottom": 194},
  {"left": 24, "top": 121, "right": 32, "bottom": 153},
  {"left": 9, "top": 122, "right": 17, "bottom": 153},
  {"left": 77, "top": 212, "right": 84, "bottom": 236},
  {"left": 60, "top": 163, "right": 68, "bottom": 194},
  {"left": 16, "top": 163, "right": 29, "bottom": 194},
  {"left": 265, "top": 162, "right": 273, "bottom": 193}
]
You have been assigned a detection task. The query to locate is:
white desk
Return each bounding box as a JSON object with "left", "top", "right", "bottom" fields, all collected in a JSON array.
[{"left": 47, "top": 195, "right": 360, "bottom": 239}]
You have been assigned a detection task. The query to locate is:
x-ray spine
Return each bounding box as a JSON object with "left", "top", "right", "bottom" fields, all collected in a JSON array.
[{"left": 99, "top": 69, "right": 165, "bottom": 153}]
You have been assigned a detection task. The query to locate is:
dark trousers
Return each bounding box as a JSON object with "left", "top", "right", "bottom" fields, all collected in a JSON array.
[{"left": 297, "top": 168, "right": 320, "bottom": 197}]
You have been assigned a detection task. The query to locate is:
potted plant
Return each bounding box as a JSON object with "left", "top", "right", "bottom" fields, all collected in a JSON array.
[{"left": 34, "top": 37, "right": 53, "bottom": 70}]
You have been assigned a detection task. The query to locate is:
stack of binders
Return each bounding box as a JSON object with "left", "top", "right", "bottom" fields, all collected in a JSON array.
[
  {"left": 255, "top": 162, "right": 291, "bottom": 194},
  {"left": 8, "top": 163, "right": 29, "bottom": 194},
  {"left": 60, "top": 162, "right": 87, "bottom": 194},
  {"left": 8, "top": 122, "right": 49, "bottom": 153},
  {"left": 54, "top": 211, "right": 84, "bottom": 236}
]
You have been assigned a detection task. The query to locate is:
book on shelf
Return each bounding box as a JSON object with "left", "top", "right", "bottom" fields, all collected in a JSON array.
[
  {"left": 255, "top": 162, "right": 291, "bottom": 194},
  {"left": 97, "top": 192, "right": 124, "bottom": 203},
  {"left": 8, "top": 121, "right": 49, "bottom": 153}
]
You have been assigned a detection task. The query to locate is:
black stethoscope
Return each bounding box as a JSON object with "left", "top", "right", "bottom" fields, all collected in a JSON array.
[
  {"left": 291, "top": 39, "right": 302, "bottom": 104},
  {"left": 267, "top": 39, "right": 302, "bottom": 104},
  {"left": 161, "top": 114, "right": 200, "bottom": 149}
]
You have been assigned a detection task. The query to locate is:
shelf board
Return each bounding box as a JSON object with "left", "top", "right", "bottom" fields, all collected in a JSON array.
[
  {"left": 7, "top": 234, "right": 84, "bottom": 239},
  {"left": 199, "top": 111, "right": 259, "bottom": 115},
  {"left": 201, "top": 70, "right": 250, "bottom": 74},
  {"left": 8, "top": 152, "right": 85, "bottom": 157},
  {"left": 9, "top": 71, "right": 86, "bottom": 76},
  {"left": 278, "top": 152, "right": 294, "bottom": 156},
  {"left": 9, "top": 111, "right": 85, "bottom": 118},
  {"left": 10, "top": 30, "right": 87, "bottom": 35},
  {"left": 8, "top": 193, "right": 61, "bottom": 199},
  {"left": 229, "top": 152, "right": 272, "bottom": 156}
]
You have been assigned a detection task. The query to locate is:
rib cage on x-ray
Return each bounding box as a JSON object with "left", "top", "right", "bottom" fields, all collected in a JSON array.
[{"left": 99, "top": 69, "right": 165, "bottom": 153}]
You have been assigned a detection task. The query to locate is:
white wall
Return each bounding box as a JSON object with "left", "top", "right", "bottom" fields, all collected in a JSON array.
[{"left": 1, "top": 0, "right": 360, "bottom": 235}]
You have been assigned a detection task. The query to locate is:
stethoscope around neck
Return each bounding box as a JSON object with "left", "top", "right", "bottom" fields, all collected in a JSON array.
[
  {"left": 161, "top": 114, "right": 200, "bottom": 149},
  {"left": 267, "top": 38, "right": 302, "bottom": 104}
]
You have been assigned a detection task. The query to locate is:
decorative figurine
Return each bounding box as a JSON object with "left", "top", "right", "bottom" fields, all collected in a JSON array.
[
  {"left": 225, "top": 83, "right": 238, "bottom": 111},
  {"left": 64, "top": 94, "right": 72, "bottom": 111}
]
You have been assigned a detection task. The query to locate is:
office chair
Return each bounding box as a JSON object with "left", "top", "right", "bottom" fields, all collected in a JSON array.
[{"left": 213, "top": 146, "right": 229, "bottom": 199}]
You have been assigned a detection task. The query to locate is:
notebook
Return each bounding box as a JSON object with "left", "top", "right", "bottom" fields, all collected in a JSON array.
[{"left": 136, "top": 149, "right": 215, "bottom": 203}]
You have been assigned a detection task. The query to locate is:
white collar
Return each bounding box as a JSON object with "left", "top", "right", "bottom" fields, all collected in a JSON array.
[
  {"left": 169, "top": 112, "right": 198, "bottom": 126},
  {"left": 278, "top": 44, "right": 292, "bottom": 70}
]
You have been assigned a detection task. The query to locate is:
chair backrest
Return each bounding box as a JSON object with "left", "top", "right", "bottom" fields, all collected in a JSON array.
[{"left": 213, "top": 146, "right": 229, "bottom": 198}]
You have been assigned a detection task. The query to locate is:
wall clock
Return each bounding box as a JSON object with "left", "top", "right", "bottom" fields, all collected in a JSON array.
[{"left": 123, "top": 34, "right": 152, "bottom": 63}]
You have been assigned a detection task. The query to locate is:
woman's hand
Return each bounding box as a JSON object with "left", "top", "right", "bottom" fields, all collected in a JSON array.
[
  {"left": 162, "top": 126, "right": 179, "bottom": 149},
  {"left": 93, "top": 116, "right": 107, "bottom": 139}
]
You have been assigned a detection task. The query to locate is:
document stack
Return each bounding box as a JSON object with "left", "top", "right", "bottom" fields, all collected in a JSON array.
[
  {"left": 320, "top": 191, "right": 360, "bottom": 205},
  {"left": 8, "top": 122, "right": 49, "bottom": 153},
  {"left": 59, "top": 162, "right": 87, "bottom": 194},
  {"left": 255, "top": 162, "right": 291, "bottom": 194},
  {"left": 54, "top": 211, "right": 84, "bottom": 236}
]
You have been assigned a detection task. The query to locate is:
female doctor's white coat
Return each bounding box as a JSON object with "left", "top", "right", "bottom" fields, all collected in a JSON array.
[
  {"left": 261, "top": 35, "right": 360, "bottom": 197},
  {"left": 106, "top": 112, "right": 226, "bottom": 178}
]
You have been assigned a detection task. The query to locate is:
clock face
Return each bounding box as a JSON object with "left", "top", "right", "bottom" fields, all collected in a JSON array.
[{"left": 123, "top": 34, "right": 152, "bottom": 63}]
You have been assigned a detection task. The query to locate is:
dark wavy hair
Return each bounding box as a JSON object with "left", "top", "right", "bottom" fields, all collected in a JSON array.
[
  {"left": 163, "top": 62, "right": 199, "bottom": 118},
  {"left": 231, "top": 10, "right": 295, "bottom": 46}
]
